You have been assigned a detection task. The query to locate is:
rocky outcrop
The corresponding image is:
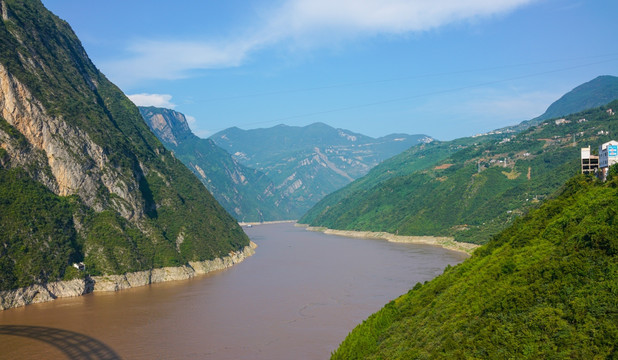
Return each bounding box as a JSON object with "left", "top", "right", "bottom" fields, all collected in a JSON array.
[
  {"left": 141, "top": 109, "right": 191, "bottom": 147},
  {"left": 0, "top": 63, "right": 144, "bottom": 220},
  {"left": 0, "top": 242, "right": 256, "bottom": 310},
  {"left": 0, "top": 278, "right": 93, "bottom": 311}
]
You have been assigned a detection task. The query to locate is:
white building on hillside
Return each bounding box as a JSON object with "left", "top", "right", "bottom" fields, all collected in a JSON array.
[
  {"left": 581, "top": 146, "right": 599, "bottom": 175},
  {"left": 598, "top": 140, "right": 618, "bottom": 180}
]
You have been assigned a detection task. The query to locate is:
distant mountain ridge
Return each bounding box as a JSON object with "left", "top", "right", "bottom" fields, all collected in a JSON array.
[
  {"left": 140, "top": 106, "right": 295, "bottom": 222},
  {"left": 211, "top": 123, "right": 432, "bottom": 217}
]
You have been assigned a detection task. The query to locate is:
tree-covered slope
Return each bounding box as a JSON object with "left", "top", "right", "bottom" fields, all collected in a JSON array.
[
  {"left": 332, "top": 173, "right": 618, "bottom": 359},
  {"left": 0, "top": 0, "right": 248, "bottom": 291},
  {"left": 139, "top": 106, "right": 296, "bottom": 222},
  {"left": 211, "top": 122, "right": 432, "bottom": 217},
  {"left": 300, "top": 135, "right": 497, "bottom": 224},
  {"left": 302, "top": 100, "right": 618, "bottom": 244}
]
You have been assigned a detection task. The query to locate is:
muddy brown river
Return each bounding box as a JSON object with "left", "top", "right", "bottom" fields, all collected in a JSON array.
[{"left": 0, "top": 223, "right": 467, "bottom": 359}]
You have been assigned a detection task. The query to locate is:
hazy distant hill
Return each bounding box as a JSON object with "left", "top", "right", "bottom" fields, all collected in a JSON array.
[
  {"left": 140, "top": 107, "right": 295, "bottom": 222},
  {"left": 211, "top": 123, "right": 432, "bottom": 217},
  {"left": 301, "top": 97, "right": 618, "bottom": 245},
  {"left": 0, "top": 0, "right": 248, "bottom": 291},
  {"left": 332, "top": 174, "right": 618, "bottom": 359}
]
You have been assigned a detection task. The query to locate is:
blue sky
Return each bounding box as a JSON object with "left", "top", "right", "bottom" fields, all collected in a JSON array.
[{"left": 42, "top": 0, "right": 618, "bottom": 140}]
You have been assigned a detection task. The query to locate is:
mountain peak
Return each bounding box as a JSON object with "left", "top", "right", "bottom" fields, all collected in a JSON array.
[
  {"left": 537, "top": 75, "right": 618, "bottom": 121},
  {"left": 139, "top": 106, "right": 193, "bottom": 147}
]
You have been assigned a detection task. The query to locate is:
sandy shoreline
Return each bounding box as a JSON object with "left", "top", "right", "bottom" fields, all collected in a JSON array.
[
  {"left": 239, "top": 220, "right": 296, "bottom": 226},
  {"left": 301, "top": 225, "right": 479, "bottom": 255}
]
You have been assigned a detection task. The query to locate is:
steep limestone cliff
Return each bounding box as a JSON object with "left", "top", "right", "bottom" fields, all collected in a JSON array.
[{"left": 0, "top": 63, "right": 143, "bottom": 219}]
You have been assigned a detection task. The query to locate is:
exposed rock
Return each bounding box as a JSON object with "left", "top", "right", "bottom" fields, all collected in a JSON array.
[
  {"left": 0, "top": 243, "right": 257, "bottom": 310},
  {"left": 0, "top": 64, "right": 144, "bottom": 220},
  {"left": 144, "top": 112, "right": 191, "bottom": 147},
  {"left": 0, "top": 278, "right": 93, "bottom": 311}
]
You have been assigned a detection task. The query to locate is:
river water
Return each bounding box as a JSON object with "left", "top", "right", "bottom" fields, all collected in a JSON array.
[{"left": 0, "top": 223, "right": 467, "bottom": 359}]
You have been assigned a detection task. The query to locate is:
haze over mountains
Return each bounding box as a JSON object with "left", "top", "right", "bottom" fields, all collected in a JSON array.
[
  {"left": 211, "top": 123, "right": 431, "bottom": 218},
  {"left": 503, "top": 75, "right": 618, "bottom": 133}
]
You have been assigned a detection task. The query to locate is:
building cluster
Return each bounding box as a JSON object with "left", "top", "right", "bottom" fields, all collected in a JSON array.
[{"left": 581, "top": 140, "right": 618, "bottom": 180}]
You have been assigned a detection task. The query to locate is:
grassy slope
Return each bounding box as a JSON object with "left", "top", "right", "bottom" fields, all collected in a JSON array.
[
  {"left": 303, "top": 100, "right": 618, "bottom": 244},
  {"left": 537, "top": 75, "right": 618, "bottom": 122},
  {"left": 332, "top": 174, "right": 618, "bottom": 359}
]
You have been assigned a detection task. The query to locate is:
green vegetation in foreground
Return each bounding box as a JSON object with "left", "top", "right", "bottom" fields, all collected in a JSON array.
[
  {"left": 332, "top": 173, "right": 618, "bottom": 359},
  {"left": 302, "top": 100, "right": 618, "bottom": 245}
]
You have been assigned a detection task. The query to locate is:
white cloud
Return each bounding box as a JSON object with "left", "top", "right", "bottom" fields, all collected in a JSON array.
[
  {"left": 127, "top": 93, "right": 176, "bottom": 108},
  {"left": 106, "top": 40, "right": 260, "bottom": 84},
  {"left": 106, "top": 0, "right": 537, "bottom": 84},
  {"left": 268, "top": 0, "right": 536, "bottom": 37}
]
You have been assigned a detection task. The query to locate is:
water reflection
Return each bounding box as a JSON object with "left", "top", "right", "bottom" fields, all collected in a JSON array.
[{"left": 0, "top": 325, "right": 121, "bottom": 360}]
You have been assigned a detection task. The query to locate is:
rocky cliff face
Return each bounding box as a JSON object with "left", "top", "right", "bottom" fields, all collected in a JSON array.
[
  {"left": 141, "top": 107, "right": 192, "bottom": 147},
  {"left": 0, "top": 63, "right": 143, "bottom": 220},
  {"left": 0, "top": 0, "right": 249, "bottom": 293}
]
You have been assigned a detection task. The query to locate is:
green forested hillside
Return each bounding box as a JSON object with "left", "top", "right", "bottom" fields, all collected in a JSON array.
[
  {"left": 0, "top": 0, "right": 248, "bottom": 291},
  {"left": 300, "top": 135, "right": 497, "bottom": 224},
  {"left": 332, "top": 173, "right": 618, "bottom": 359},
  {"left": 302, "top": 100, "right": 618, "bottom": 244}
]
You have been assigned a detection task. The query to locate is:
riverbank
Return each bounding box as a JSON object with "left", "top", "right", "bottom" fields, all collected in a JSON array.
[
  {"left": 239, "top": 220, "right": 296, "bottom": 226},
  {"left": 303, "top": 226, "right": 478, "bottom": 255},
  {"left": 0, "top": 242, "right": 257, "bottom": 311}
]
